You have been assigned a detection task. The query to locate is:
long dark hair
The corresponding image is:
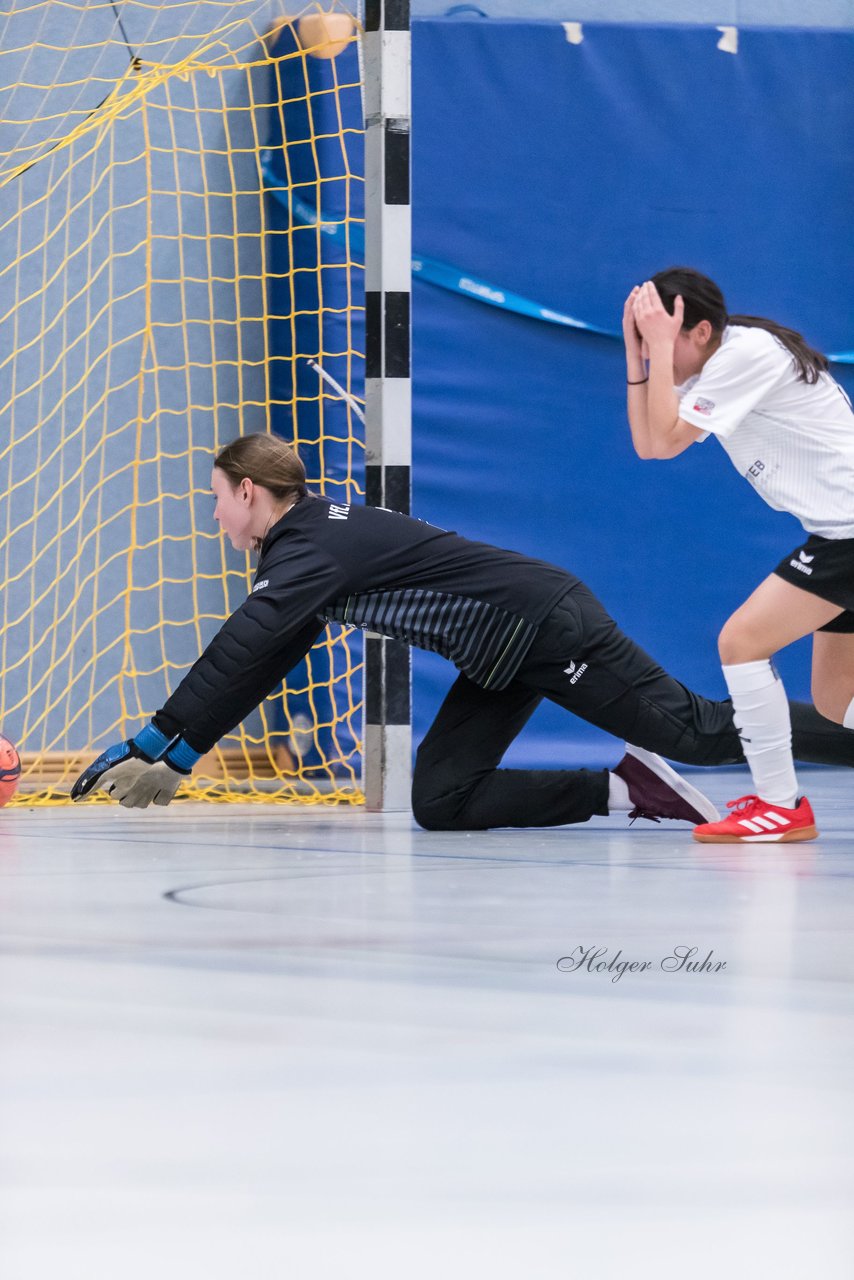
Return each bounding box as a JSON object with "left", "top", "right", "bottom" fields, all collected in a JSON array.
[{"left": 651, "top": 267, "right": 829, "bottom": 385}]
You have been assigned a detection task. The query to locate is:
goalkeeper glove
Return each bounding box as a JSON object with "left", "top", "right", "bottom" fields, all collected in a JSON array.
[{"left": 70, "top": 723, "right": 201, "bottom": 808}]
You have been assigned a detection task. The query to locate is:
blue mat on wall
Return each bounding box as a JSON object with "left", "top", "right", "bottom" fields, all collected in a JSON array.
[
  {"left": 264, "top": 30, "right": 365, "bottom": 773},
  {"left": 409, "top": 19, "right": 854, "bottom": 766}
]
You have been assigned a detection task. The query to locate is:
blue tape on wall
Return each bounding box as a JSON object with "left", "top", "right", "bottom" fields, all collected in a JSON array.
[{"left": 261, "top": 164, "right": 854, "bottom": 364}]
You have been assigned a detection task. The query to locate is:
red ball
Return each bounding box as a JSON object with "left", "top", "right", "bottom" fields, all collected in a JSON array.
[{"left": 0, "top": 734, "right": 21, "bottom": 807}]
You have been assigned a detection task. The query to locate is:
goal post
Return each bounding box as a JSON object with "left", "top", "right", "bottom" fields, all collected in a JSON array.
[{"left": 363, "top": 0, "right": 413, "bottom": 811}]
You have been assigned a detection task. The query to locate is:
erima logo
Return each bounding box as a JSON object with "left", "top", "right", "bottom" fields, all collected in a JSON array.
[
  {"left": 328, "top": 503, "right": 350, "bottom": 520},
  {"left": 563, "top": 661, "right": 588, "bottom": 685},
  {"left": 252, "top": 579, "right": 269, "bottom": 592},
  {"left": 789, "top": 549, "right": 815, "bottom": 576}
]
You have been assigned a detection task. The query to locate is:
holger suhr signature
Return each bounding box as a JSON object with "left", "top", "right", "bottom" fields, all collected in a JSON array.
[{"left": 557, "top": 945, "right": 726, "bottom": 983}]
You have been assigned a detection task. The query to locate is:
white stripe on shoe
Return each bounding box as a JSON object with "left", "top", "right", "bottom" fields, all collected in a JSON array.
[
  {"left": 764, "top": 811, "right": 792, "bottom": 826},
  {"left": 739, "top": 812, "right": 792, "bottom": 834}
]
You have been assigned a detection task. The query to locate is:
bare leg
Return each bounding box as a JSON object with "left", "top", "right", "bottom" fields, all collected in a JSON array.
[{"left": 811, "top": 631, "right": 854, "bottom": 723}]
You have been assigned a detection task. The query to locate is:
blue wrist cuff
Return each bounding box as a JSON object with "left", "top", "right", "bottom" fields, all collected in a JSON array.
[
  {"left": 134, "top": 722, "right": 172, "bottom": 761},
  {"left": 166, "top": 738, "right": 202, "bottom": 772},
  {"left": 133, "top": 723, "right": 200, "bottom": 772}
]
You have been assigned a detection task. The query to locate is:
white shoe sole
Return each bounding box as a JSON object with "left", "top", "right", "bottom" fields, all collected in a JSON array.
[{"left": 625, "top": 744, "right": 721, "bottom": 824}]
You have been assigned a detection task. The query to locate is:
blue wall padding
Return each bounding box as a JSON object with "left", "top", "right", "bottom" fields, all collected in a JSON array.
[
  {"left": 265, "top": 32, "right": 365, "bottom": 771},
  {"left": 410, "top": 20, "right": 854, "bottom": 766},
  {"left": 265, "top": 27, "right": 364, "bottom": 476}
]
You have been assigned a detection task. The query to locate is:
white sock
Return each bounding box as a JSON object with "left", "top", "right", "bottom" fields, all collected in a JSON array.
[
  {"left": 608, "top": 772, "right": 631, "bottom": 812},
  {"left": 722, "top": 660, "right": 798, "bottom": 808},
  {"left": 844, "top": 696, "right": 854, "bottom": 731}
]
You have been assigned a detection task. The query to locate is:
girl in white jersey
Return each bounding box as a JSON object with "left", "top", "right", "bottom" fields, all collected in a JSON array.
[{"left": 624, "top": 266, "right": 854, "bottom": 844}]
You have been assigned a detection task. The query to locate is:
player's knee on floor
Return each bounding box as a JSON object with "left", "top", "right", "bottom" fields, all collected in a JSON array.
[{"left": 411, "top": 775, "right": 473, "bottom": 831}]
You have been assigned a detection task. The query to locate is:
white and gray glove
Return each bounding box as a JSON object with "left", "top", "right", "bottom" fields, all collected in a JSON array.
[
  {"left": 71, "top": 723, "right": 201, "bottom": 808},
  {"left": 95, "top": 757, "right": 184, "bottom": 808}
]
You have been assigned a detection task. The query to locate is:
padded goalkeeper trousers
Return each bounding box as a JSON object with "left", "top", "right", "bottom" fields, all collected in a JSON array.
[{"left": 411, "top": 584, "right": 854, "bottom": 831}]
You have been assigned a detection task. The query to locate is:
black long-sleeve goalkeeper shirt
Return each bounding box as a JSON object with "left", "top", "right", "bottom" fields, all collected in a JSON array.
[{"left": 155, "top": 495, "right": 578, "bottom": 752}]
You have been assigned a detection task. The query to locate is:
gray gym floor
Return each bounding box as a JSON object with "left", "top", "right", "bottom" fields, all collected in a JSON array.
[{"left": 1, "top": 766, "right": 852, "bottom": 1279}]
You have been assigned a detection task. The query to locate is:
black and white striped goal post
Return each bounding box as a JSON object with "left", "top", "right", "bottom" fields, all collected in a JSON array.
[{"left": 363, "top": 1, "right": 413, "bottom": 810}]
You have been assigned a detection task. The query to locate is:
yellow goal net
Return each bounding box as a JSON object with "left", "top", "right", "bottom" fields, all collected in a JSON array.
[{"left": 0, "top": 1, "right": 366, "bottom": 804}]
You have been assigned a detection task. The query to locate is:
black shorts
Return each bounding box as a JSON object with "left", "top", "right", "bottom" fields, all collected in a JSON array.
[{"left": 773, "top": 534, "right": 854, "bottom": 633}]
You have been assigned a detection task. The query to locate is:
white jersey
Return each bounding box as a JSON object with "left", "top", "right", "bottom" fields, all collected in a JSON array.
[{"left": 676, "top": 325, "right": 854, "bottom": 539}]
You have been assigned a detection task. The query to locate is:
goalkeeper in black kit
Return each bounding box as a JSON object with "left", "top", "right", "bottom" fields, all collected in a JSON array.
[{"left": 72, "top": 434, "right": 854, "bottom": 833}]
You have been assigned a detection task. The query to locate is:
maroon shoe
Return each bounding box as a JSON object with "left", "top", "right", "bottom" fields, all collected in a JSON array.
[{"left": 613, "top": 744, "right": 720, "bottom": 825}]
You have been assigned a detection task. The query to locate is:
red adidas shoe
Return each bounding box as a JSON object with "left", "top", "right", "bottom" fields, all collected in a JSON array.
[{"left": 693, "top": 794, "right": 818, "bottom": 844}]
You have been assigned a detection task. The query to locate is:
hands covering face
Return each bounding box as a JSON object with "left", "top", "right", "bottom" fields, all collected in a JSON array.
[
  {"left": 629, "top": 281, "right": 684, "bottom": 347},
  {"left": 622, "top": 285, "right": 645, "bottom": 359}
]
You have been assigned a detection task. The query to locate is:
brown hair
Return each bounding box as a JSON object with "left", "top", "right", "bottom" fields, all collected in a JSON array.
[
  {"left": 214, "top": 432, "right": 307, "bottom": 501},
  {"left": 214, "top": 433, "right": 308, "bottom": 550},
  {"left": 651, "top": 266, "right": 829, "bottom": 385}
]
